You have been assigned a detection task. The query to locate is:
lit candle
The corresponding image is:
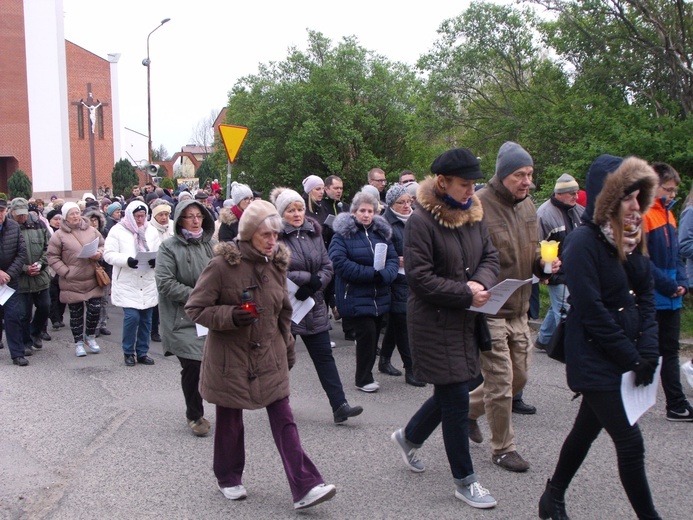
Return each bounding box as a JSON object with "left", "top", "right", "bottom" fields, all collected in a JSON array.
[{"left": 540, "top": 240, "right": 559, "bottom": 274}]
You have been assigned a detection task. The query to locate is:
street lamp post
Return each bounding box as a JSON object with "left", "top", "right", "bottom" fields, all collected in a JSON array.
[{"left": 142, "top": 18, "right": 171, "bottom": 164}]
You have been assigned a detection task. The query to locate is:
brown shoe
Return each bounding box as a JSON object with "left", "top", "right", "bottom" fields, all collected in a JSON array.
[
  {"left": 188, "top": 417, "right": 211, "bottom": 437},
  {"left": 468, "top": 419, "right": 483, "bottom": 444},
  {"left": 492, "top": 451, "right": 529, "bottom": 472}
]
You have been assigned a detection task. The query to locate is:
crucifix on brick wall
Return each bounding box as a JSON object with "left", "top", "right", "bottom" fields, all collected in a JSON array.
[{"left": 71, "top": 83, "right": 109, "bottom": 195}]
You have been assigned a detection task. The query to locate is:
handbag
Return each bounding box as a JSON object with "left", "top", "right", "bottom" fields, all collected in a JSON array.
[
  {"left": 94, "top": 262, "right": 111, "bottom": 287},
  {"left": 545, "top": 285, "right": 568, "bottom": 363},
  {"left": 475, "top": 313, "right": 493, "bottom": 352}
]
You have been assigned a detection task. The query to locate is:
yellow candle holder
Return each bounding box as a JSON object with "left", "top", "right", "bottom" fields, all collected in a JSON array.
[{"left": 540, "top": 240, "right": 559, "bottom": 274}]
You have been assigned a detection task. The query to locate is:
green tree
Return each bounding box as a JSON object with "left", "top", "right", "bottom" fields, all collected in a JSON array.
[
  {"left": 225, "top": 31, "right": 433, "bottom": 197},
  {"left": 8, "top": 170, "right": 32, "bottom": 199},
  {"left": 159, "top": 177, "right": 175, "bottom": 191},
  {"left": 111, "top": 159, "right": 139, "bottom": 198},
  {"left": 196, "top": 157, "right": 224, "bottom": 193}
]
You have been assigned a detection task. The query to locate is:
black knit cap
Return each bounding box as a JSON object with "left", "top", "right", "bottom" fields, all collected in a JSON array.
[{"left": 430, "top": 148, "right": 483, "bottom": 180}]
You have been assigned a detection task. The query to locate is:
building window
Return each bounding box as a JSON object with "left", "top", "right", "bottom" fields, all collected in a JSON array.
[
  {"left": 97, "top": 105, "right": 104, "bottom": 139},
  {"left": 77, "top": 105, "right": 84, "bottom": 139}
]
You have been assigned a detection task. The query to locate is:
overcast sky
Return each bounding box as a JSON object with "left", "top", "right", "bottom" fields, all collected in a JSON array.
[{"left": 61, "top": 0, "right": 477, "bottom": 159}]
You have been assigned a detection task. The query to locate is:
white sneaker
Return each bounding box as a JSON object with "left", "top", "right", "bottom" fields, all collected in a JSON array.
[
  {"left": 293, "top": 483, "right": 336, "bottom": 510},
  {"left": 85, "top": 335, "right": 100, "bottom": 353},
  {"left": 455, "top": 479, "right": 497, "bottom": 509},
  {"left": 682, "top": 360, "right": 693, "bottom": 389},
  {"left": 218, "top": 484, "right": 247, "bottom": 500},
  {"left": 356, "top": 381, "right": 380, "bottom": 393},
  {"left": 75, "top": 342, "right": 87, "bottom": 357},
  {"left": 330, "top": 341, "right": 336, "bottom": 348}
]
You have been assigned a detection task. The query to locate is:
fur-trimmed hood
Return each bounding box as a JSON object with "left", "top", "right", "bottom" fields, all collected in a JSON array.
[
  {"left": 83, "top": 209, "right": 106, "bottom": 231},
  {"left": 592, "top": 157, "right": 658, "bottom": 226},
  {"left": 218, "top": 206, "right": 239, "bottom": 226},
  {"left": 416, "top": 176, "right": 483, "bottom": 228},
  {"left": 213, "top": 239, "right": 290, "bottom": 272},
  {"left": 332, "top": 211, "right": 392, "bottom": 241}
]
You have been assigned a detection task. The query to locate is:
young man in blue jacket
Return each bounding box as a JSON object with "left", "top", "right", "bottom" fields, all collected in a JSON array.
[{"left": 643, "top": 162, "right": 693, "bottom": 421}]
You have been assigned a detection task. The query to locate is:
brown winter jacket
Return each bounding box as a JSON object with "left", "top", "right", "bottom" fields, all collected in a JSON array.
[
  {"left": 405, "top": 178, "right": 500, "bottom": 384},
  {"left": 185, "top": 240, "right": 296, "bottom": 410},
  {"left": 47, "top": 217, "right": 105, "bottom": 304},
  {"left": 477, "top": 174, "right": 545, "bottom": 319}
]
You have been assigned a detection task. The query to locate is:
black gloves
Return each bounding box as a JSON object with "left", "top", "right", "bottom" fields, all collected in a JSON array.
[
  {"left": 374, "top": 271, "right": 383, "bottom": 284},
  {"left": 308, "top": 275, "right": 322, "bottom": 291},
  {"left": 148, "top": 258, "right": 156, "bottom": 268},
  {"left": 127, "top": 257, "right": 138, "bottom": 269},
  {"left": 295, "top": 285, "right": 314, "bottom": 301},
  {"left": 633, "top": 358, "right": 658, "bottom": 387},
  {"left": 232, "top": 308, "right": 257, "bottom": 327}
]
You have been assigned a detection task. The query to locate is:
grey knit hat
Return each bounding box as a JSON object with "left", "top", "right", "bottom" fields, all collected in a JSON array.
[
  {"left": 386, "top": 184, "right": 409, "bottom": 207},
  {"left": 270, "top": 187, "right": 304, "bottom": 218},
  {"left": 231, "top": 182, "right": 253, "bottom": 205},
  {"left": 554, "top": 173, "right": 579, "bottom": 194},
  {"left": 495, "top": 142, "right": 533, "bottom": 180}
]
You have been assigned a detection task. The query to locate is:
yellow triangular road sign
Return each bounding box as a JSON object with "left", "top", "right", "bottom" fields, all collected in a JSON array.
[{"left": 218, "top": 124, "right": 249, "bottom": 163}]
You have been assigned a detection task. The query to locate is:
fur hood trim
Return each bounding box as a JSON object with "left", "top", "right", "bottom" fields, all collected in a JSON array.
[
  {"left": 332, "top": 212, "right": 392, "bottom": 241},
  {"left": 83, "top": 210, "right": 106, "bottom": 231},
  {"left": 416, "top": 177, "right": 483, "bottom": 228},
  {"left": 218, "top": 206, "right": 238, "bottom": 226},
  {"left": 593, "top": 157, "right": 658, "bottom": 226},
  {"left": 213, "top": 240, "right": 290, "bottom": 272}
]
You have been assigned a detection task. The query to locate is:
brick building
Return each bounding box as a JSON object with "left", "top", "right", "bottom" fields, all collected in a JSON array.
[{"left": 0, "top": 0, "right": 121, "bottom": 199}]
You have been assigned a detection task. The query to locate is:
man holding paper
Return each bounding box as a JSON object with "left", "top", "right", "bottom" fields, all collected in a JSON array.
[{"left": 468, "top": 142, "right": 556, "bottom": 473}]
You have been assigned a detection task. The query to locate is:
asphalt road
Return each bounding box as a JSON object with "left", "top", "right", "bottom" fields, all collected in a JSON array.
[{"left": 1, "top": 306, "right": 690, "bottom": 519}]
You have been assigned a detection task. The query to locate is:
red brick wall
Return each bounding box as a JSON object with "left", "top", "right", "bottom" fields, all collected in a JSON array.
[
  {"left": 0, "top": 0, "right": 32, "bottom": 193},
  {"left": 66, "top": 41, "right": 115, "bottom": 194}
]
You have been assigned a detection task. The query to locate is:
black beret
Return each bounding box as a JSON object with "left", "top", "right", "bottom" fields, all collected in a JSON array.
[{"left": 430, "top": 148, "right": 483, "bottom": 180}]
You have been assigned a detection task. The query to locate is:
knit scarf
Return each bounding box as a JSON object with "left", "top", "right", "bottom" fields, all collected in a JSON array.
[
  {"left": 231, "top": 205, "right": 243, "bottom": 220},
  {"left": 181, "top": 228, "right": 204, "bottom": 240},
  {"left": 390, "top": 208, "right": 411, "bottom": 224},
  {"left": 601, "top": 212, "right": 642, "bottom": 255},
  {"left": 120, "top": 213, "right": 150, "bottom": 252}
]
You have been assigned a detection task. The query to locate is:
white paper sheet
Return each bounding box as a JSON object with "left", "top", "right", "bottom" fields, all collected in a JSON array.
[
  {"left": 621, "top": 357, "right": 662, "bottom": 426},
  {"left": 135, "top": 251, "right": 158, "bottom": 270},
  {"left": 469, "top": 278, "right": 532, "bottom": 315},
  {"left": 373, "top": 242, "right": 387, "bottom": 271},
  {"left": 195, "top": 323, "right": 208, "bottom": 337},
  {"left": 0, "top": 284, "right": 15, "bottom": 306},
  {"left": 76, "top": 237, "right": 100, "bottom": 258},
  {"left": 286, "top": 279, "right": 315, "bottom": 324}
]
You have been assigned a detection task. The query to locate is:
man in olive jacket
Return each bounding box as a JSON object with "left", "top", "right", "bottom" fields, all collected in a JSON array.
[
  {"left": 468, "top": 142, "right": 554, "bottom": 473},
  {"left": 10, "top": 198, "right": 52, "bottom": 350},
  {"left": 0, "top": 199, "right": 29, "bottom": 365}
]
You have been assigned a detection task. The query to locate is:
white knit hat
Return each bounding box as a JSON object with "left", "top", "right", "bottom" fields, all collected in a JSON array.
[
  {"left": 270, "top": 187, "right": 305, "bottom": 218},
  {"left": 61, "top": 202, "right": 80, "bottom": 218},
  {"left": 231, "top": 182, "right": 253, "bottom": 205}
]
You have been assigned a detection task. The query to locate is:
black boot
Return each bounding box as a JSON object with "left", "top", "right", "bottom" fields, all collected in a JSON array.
[
  {"left": 405, "top": 369, "right": 426, "bottom": 387},
  {"left": 378, "top": 357, "right": 402, "bottom": 376},
  {"left": 538, "top": 479, "right": 569, "bottom": 520}
]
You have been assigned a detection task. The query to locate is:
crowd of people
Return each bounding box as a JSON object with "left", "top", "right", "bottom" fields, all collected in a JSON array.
[{"left": 1, "top": 144, "right": 692, "bottom": 516}]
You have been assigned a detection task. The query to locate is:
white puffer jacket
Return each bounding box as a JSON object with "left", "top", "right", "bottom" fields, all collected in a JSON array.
[{"left": 104, "top": 219, "right": 161, "bottom": 310}]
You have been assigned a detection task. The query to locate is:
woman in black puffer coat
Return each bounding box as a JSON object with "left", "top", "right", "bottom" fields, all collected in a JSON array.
[
  {"left": 272, "top": 188, "right": 363, "bottom": 424},
  {"left": 539, "top": 155, "right": 662, "bottom": 520}
]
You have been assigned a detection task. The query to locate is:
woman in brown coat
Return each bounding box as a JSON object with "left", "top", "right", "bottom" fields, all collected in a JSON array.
[
  {"left": 47, "top": 202, "right": 105, "bottom": 357},
  {"left": 185, "top": 200, "right": 336, "bottom": 511},
  {"left": 390, "top": 149, "right": 500, "bottom": 510}
]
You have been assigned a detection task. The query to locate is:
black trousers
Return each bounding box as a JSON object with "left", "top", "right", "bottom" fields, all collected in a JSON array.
[
  {"left": 49, "top": 274, "right": 66, "bottom": 325},
  {"left": 655, "top": 309, "right": 688, "bottom": 411},
  {"left": 342, "top": 315, "right": 384, "bottom": 387},
  {"left": 550, "top": 391, "right": 660, "bottom": 520},
  {"left": 178, "top": 356, "right": 204, "bottom": 422},
  {"left": 379, "top": 312, "right": 413, "bottom": 370}
]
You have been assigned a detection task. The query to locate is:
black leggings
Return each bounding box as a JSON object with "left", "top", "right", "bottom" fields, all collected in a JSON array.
[
  {"left": 68, "top": 297, "right": 101, "bottom": 343},
  {"left": 550, "top": 391, "right": 660, "bottom": 520}
]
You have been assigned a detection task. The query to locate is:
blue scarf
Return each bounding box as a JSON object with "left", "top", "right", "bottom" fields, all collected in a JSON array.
[{"left": 440, "top": 193, "right": 473, "bottom": 211}]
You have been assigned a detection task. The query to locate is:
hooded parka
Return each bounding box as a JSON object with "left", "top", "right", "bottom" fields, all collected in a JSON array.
[
  {"left": 155, "top": 200, "right": 216, "bottom": 361},
  {"left": 185, "top": 240, "right": 296, "bottom": 410},
  {"left": 562, "top": 156, "right": 660, "bottom": 392},
  {"left": 405, "top": 177, "right": 500, "bottom": 384}
]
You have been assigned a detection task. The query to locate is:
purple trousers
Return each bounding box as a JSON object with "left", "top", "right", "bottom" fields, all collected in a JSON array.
[{"left": 214, "top": 397, "right": 323, "bottom": 502}]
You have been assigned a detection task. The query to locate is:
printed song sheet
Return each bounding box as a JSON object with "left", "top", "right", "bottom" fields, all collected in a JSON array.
[{"left": 469, "top": 278, "right": 532, "bottom": 315}]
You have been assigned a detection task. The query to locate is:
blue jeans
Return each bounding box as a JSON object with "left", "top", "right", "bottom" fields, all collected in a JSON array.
[
  {"left": 3, "top": 291, "right": 26, "bottom": 360},
  {"left": 121, "top": 307, "right": 153, "bottom": 357},
  {"left": 404, "top": 381, "right": 475, "bottom": 480},
  {"left": 20, "top": 289, "right": 50, "bottom": 345},
  {"left": 538, "top": 284, "right": 569, "bottom": 345},
  {"left": 298, "top": 331, "right": 347, "bottom": 412}
]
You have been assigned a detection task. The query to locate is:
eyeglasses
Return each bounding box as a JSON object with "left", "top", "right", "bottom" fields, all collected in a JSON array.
[
  {"left": 372, "top": 178, "right": 387, "bottom": 183},
  {"left": 660, "top": 186, "right": 677, "bottom": 195},
  {"left": 181, "top": 214, "right": 204, "bottom": 221}
]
